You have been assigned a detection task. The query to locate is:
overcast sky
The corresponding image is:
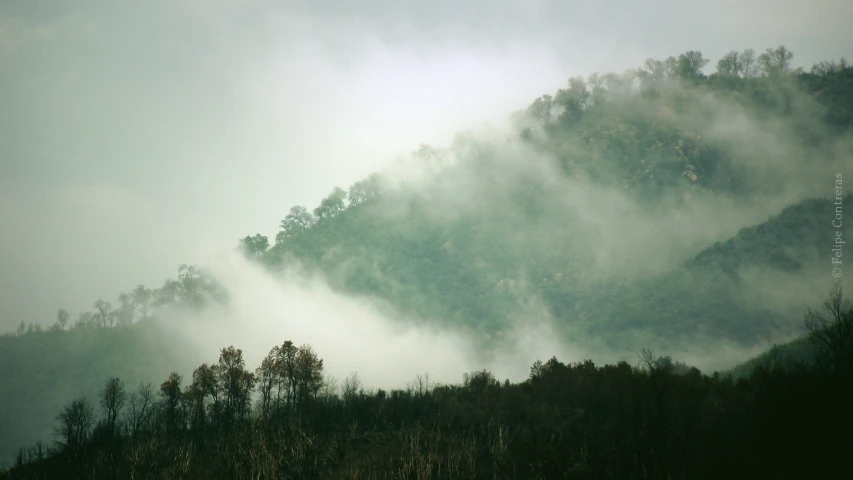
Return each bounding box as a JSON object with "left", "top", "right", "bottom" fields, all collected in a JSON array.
[{"left": 1, "top": 0, "right": 851, "bottom": 331}]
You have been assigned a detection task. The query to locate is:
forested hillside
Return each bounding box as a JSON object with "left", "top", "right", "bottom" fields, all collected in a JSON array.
[
  {"left": 2, "top": 46, "right": 852, "bottom": 475},
  {"left": 254, "top": 48, "right": 852, "bottom": 360}
]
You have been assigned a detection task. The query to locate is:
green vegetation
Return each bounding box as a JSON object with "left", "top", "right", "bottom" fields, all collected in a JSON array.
[
  {"left": 253, "top": 51, "right": 853, "bottom": 352},
  {"left": 2, "top": 45, "right": 852, "bottom": 475}
]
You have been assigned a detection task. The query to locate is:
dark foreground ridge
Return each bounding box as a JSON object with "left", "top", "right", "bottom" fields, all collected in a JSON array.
[{"left": 3, "top": 285, "right": 852, "bottom": 480}]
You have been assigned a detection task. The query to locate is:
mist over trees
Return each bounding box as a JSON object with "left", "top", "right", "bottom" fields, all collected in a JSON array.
[
  {"left": 2, "top": 45, "right": 852, "bottom": 476},
  {"left": 235, "top": 45, "right": 852, "bottom": 360},
  {"left": 7, "top": 44, "right": 845, "bottom": 341},
  {"left": 4, "top": 285, "right": 852, "bottom": 478},
  {"left": 11, "top": 264, "right": 227, "bottom": 336}
]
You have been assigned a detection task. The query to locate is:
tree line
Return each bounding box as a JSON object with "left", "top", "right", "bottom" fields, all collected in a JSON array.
[
  {"left": 4, "top": 284, "right": 852, "bottom": 479},
  {"left": 8, "top": 264, "right": 224, "bottom": 337},
  {"left": 238, "top": 172, "right": 388, "bottom": 259},
  {"left": 523, "top": 45, "right": 848, "bottom": 129},
  {"left": 238, "top": 44, "right": 850, "bottom": 260}
]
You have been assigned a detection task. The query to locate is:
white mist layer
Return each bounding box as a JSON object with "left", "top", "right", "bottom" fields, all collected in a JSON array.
[{"left": 169, "top": 251, "right": 579, "bottom": 390}]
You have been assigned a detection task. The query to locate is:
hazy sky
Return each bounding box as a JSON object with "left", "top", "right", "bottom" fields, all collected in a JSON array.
[{"left": 1, "top": 0, "right": 851, "bottom": 331}]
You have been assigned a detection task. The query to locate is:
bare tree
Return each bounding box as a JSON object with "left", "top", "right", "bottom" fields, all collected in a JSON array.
[
  {"left": 407, "top": 373, "right": 432, "bottom": 397},
  {"left": 805, "top": 282, "right": 853, "bottom": 374},
  {"left": 342, "top": 372, "right": 362, "bottom": 405},
  {"left": 123, "top": 382, "right": 155, "bottom": 436},
  {"left": 55, "top": 398, "right": 95, "bottom": 449},
  {"left": 319, "top": 374, "right": 339, "bottom": 401},
  {"left": 638, "top": 348, "right": 656, "bottom": 372},
  {"left": 100, "top": 378, "right": 126, "bottom": 437},
  {"left": 255, "top": 354, "right": 277, "bottom": 417}
]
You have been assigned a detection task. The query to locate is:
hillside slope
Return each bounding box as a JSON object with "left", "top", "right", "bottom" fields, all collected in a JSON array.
[
  {"left": 256, "top": 63, "right": 853, "bottom": 361},
  {"left": 2, "top": 52, "right": 851, "bottom": 466}
]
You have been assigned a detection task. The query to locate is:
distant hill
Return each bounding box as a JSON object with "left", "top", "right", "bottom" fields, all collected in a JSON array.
[
  {"left": 726, "top": 335, "right": 818, "bottom": 379},
  {"left": 0, "top": 320, "right": 197, "bottom": 466}
]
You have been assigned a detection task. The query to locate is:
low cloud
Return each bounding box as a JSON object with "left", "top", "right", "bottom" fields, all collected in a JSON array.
[{"left": 167, "top": 251, "right": 585, "bottom": 389}]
